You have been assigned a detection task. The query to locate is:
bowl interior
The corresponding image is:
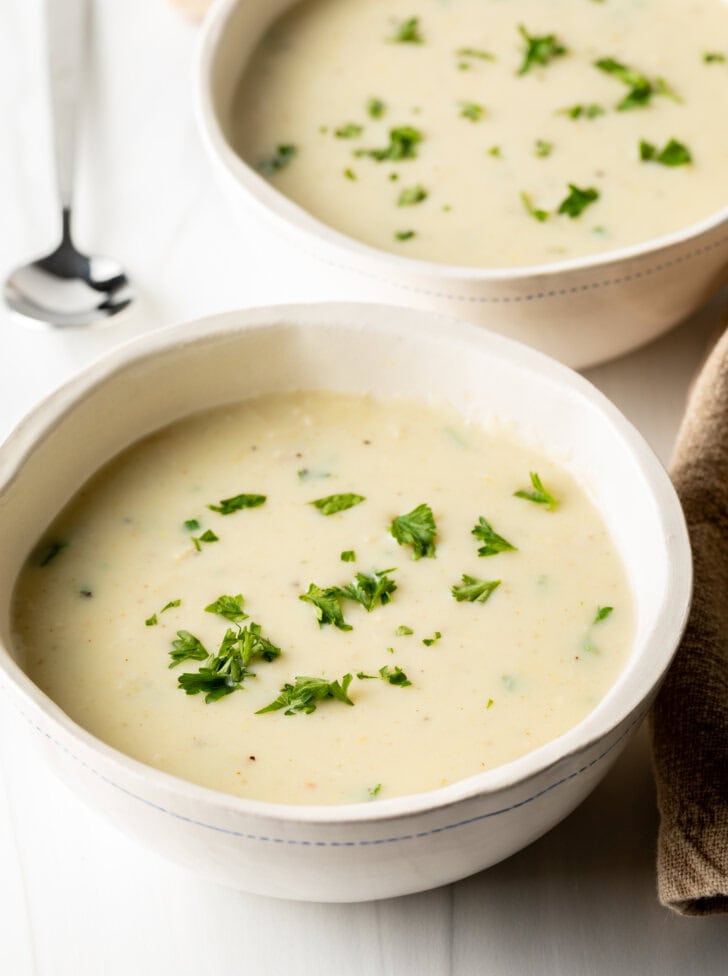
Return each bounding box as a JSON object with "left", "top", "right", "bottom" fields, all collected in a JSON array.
[{"left": 0, "top": 304, "right": 690, "bottom": 806}]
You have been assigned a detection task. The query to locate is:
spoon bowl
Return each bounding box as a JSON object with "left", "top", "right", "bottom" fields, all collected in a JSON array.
[{"left": 4, "top": 213, "right": 134, "bottom": 329}]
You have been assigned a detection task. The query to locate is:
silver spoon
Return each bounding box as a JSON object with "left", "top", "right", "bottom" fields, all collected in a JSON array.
[{"left": 3, "top": 0, "right": 133, "bottom": 328}]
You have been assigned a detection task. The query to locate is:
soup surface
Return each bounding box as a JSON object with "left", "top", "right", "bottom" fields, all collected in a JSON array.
[
  {"left": 13, "top": 392, "right": 633, "bottom": 805},
  {"left": 232, "top": 0, "right": 728, "bottom": 267}
]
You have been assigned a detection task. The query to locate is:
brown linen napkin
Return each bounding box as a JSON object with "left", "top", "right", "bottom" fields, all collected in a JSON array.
[{"left": 650, "top": 323, "right": 728, "bottom": 916}]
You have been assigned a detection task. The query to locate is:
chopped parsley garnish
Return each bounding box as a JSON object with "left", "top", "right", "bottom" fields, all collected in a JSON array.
[
  {"left": 488, "top": 145, "right": 502, "bottom": 157},
  {"left": 355, "top": 126, "right": 423, "bottom": 161},
  {"left": 208, "top": 493, "right": 266, "bottom": 515},
  {"left": 472, "top": 517, "right": 517, "bottom": 556},
  {"left": 256, "top": 673, "right": 354, "bottom": 715},
  {"left": 594, "top": 58, "right": 678, "bottom": 111},
  {"left": 177, "top": 622, "right": 281, "bottom": 703},
  {"left": 343, "top": 167, "right": 357, "bottom": 181},
  {"left": 704, "top": 52, "right": 726, "bottom": 63},
  {"left": 335, "top": 123, "right": 363, "bottom": 139},
  {"left": 389, "top": 503, "right": 437, "bottom": 559},
  {"left": 559, "top": 103, "right": 605, "bottom": 119},
  {"left": 459, "top": 101, "right": 485, "bottom": 122},
  {"left": 340, "top": 550, "right": 356, "bottom": 562},
  {"left": 558, "top": 184, "right": 599, "bottom": 218},
  {"left": 594, "top": 605, "right": 614, "bottom": 624},
  {"left": 486, "top": 698, "right": 494, "bottom": 709},
  {"left": 422, "top": 631, "right": 441, "bottom": 647},
  {"left": 145, "top": 614, "right": 158, "bottom": 627},
  {"left": 520, "top": 191, "right": 549, "bottom": 223},
  {"left": 534, "top": 139, "right": 553, "bottom": 158},
  {"left": 452, "top": 575, "right": 501, "bottom": 604},
  {"left": 390, "top": 16, "right": 423, "bottom": 44},
  {"left": 369, "top": 783, "right": 382, "bottom": 798},
  {"left": 259, "top": 144, "right": 297, "bottom": 175},
  {"left": 514, "top": 471, "right": 559, "bottom": 510},
  {"left": 395, "top": 229, "right": 415, "bottom": 240},
  {"left": 183, "top": 519, "right": 200, "bottom": 532},
  {"left": 204, "top": 593, "right": 248, "bottom": 623},
  {"left": 367, "top": 97, "right": 386, "bottom": 118},
  {"left": 398, "top": 184, "right": 428, "bottom": 206},
  {"left": 358, "top": 665, "right": 412, "bottom": 687},
  {"left": 456, "top": 47, "right": 495, "bottom": 62},
  {"left": 297, "top": 467, "right": 330, "bottom": 481},
  {"left": 169, "top": 630, "right": 208, "bottom": 667},
  {"left": 161, "top": 599, "right": 181, "bottom": 613},
  {"left": 518, "top": 25, "right": 567, "bottom": 76},
  {"left": 396, "top": 625, "right": 414, "bottom": 636},
  {"left": 191, "top": 529, "right": 219, "bottom": 552},
  {"left": 37, "top": 541, "right": 67, "bottom": 566},
  {"left": 639, "top": 138, "right": 692, "bottom": 166},
  {"left": 337, "top": 568, "right": 397, "bottom": 611},
  {"left": 309, "top": 492, "right": 365, "bottom": 515},
  {"left": 299, "top": 583, "right": 352, "bottom": 631}
]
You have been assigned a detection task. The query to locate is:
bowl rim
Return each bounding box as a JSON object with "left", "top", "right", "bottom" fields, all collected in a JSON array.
[
  {"left": 195, "top": 0, "right": 728, "bottom": 284},
  {"left": 0, "top": 302, "right": 692, "bottom": 827}
]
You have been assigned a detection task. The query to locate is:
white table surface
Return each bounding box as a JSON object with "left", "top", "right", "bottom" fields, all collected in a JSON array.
[{"left": 1, "top": 2, "right": 726, "bottom": 972}]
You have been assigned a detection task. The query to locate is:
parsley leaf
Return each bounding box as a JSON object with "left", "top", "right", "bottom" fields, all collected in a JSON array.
[
  {"left": 389, "top": 503, "right": 437, "bottom": 559},
  {"left": 639, "top": 138, "right": 692, "bottom": 166},
  {"left": 395, "top": 229, "right": 415, "bottom": 240},
  {"left": 169, "top": 630, "right": 208, "bottom": 667},
  {"left": 594, "top": 605, "right": 614, "bottom": 624},
  {"left": 337, "top": 568, "right": 397, "bottom": 611},
  {"left": 452, "top": 575, "right": 501, "bottom": 603},
  {"left": 191, "top": 529, "right": 219, "bottom": 551},
  {"left": 340, "top": 550, "right": 356, "bottom": 562},
  {"left": 534, "top": 139, "right": 553, "bottom": 158},
  {"left": 396, "top": 625, "right": 414, "bottom": 636},
  {"left": 472, "top": 517, "right": 517, "bottom": 556},
  {"left": 367, "top": 97, "right": 386, "bottom": 118},
  {"left": 520, "top": 191, "right": 549, "bottom": 223},
  {"left": 299, "top": 583, "right": 352, "bottom": 631},
  {"left": 37, "top": 541, "right": 67, "bottom": 566},
  {"left": 559, "top": 103, "right": 605, "bottom": 119},
  {"left": 204, "top": 593, "right": 248, "bottom": 623},
  {"left": 594, "top": 58, "right": 678, "bottom": 111},
  {"left": 161, "top": 599, "right": 181, "bottom": 613},
  {"left": 514, "top": 471, "right": 559, "bottom": 510},
  {"left": 518, "top": 25, "right": 567, "bottom": 76},
  {"left": 183, "top": 519, "right": 200, "bottom": 531},
  {"left": 704, "top": 52, "right": 726, "bottom": 63},
  {"left": 422, "top": 631, "right": 441, "bottom": 647},
  {"left": 208, "top": 493, "right": 266, "bottom": 515},
  {"left": 557, "top": 184, "right": 599, "bottom": 218},
  {"left": 335, "top": 123, "right": 363, "bottom": 139},
  {"left": 309, "top": 492, "right": 365, "bottom": 515},
  {"left": 145, "top": 614, "right": 158, "bottom": 627},
  {"left": 355, "top": 126, "right": 423, "bottom": 161},
  {"left": 369, "top": 783, "right": 382, "bottom": 798},
  {"left": 358, "top": 665, "right": 412, "bottom": 687},
  {"left": 398, "top": 184, "right": 428, "bottom": 206},
  {"left": 177, "top": 622, "right": 281, "bottom": 703},
  {"left": 259, "top": 144, "right": 297, "bottom": 174},
  {"left": 257, "top": 673, "right": 354, "bottom": 715},
  {"left": 390, "top": 16, "right": 423, "bottom": 44},
  {"left": 459, "top": 101, "right": 485, "bottom": 122},
  {"left": 456, "top": 47, "right": 495, "bottom": 62}
]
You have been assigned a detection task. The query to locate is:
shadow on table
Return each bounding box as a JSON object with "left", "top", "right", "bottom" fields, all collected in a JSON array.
[{"left": 449, "top": 725, "right": 727, "bottom": 975}]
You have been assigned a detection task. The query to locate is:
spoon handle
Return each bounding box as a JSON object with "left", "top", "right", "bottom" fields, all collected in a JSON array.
[{"left": 45, "top": 0, "right": 90, "bottom": 213}]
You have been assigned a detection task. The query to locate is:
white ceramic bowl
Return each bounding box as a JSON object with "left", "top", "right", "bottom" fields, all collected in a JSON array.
[
  {"left": 0, "top": 303, "right": 690, "bottom": 902},
  {"left": 196, "top": 0, "right": 728, "bottom": 369}
]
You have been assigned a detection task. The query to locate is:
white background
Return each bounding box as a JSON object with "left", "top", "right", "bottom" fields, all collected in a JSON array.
[{"left": 0, "top": 2, "right": 726, "bottom": 972}]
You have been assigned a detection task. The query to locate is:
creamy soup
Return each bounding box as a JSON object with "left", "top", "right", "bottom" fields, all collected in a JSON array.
[
  {"left": 12, "top": 392, "right": 633, "bottom": 805},
  {"left": 232, "top": 0, "right": 728, "bottom": 267}
]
